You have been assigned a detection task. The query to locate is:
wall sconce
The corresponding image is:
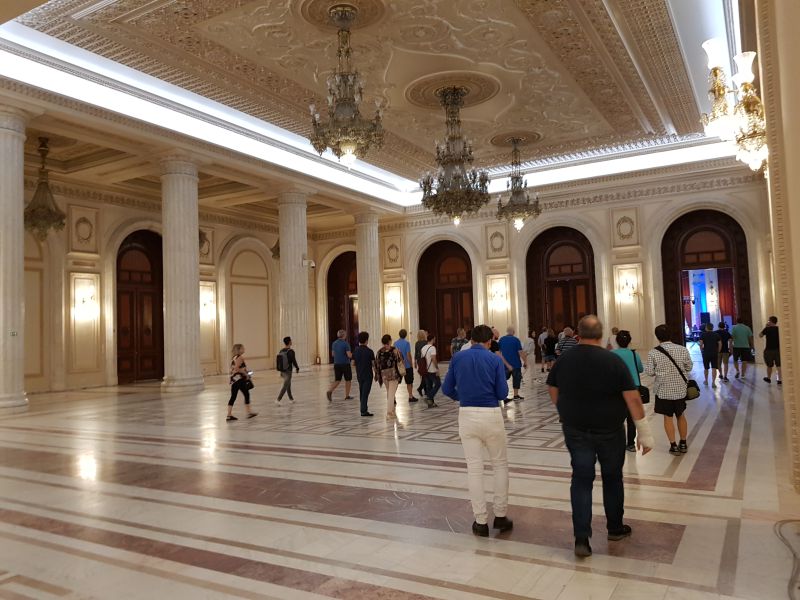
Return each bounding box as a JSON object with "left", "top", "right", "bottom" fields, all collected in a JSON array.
[
  {"left": 200, "top": 289, "right": 216, "bottom": 322},
  {"left": 385, "top": 287, "right": 403, "bottom": 319},
  {"left": 489, "top": 280, "right": 509, "bottom": 312},
  {"left": 73, "top": 285, "right": 99, "bottom": 322},
  {"left": 618, "top": 278, "right": 641, "bottom": 302}
]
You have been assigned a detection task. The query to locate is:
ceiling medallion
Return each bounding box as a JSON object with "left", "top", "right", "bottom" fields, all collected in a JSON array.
[
  {"left": 496, "top": 137, "right": 541, "bottom": 232},
  {"left": 489, "top": 131, "right": 543, "bottom": 147},
  {"left": 405, "top": 72, "right": 501, "bottom": 109},
  {"left": 300, "top": 0, "right": 385, "bottom": 30},
  {"left": 24, "top": 137, "right": 66, "bottom": 242},
  {"left": 309, "top": 3, "right": 385, "bottom": 166},
  {"left": 420, "top": 86, "right": 490, "bottom": 226}
]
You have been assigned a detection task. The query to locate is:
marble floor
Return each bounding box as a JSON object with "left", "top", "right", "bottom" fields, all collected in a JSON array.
[{"left": 0, "top": 354, "right": 799, "bottom": 600}]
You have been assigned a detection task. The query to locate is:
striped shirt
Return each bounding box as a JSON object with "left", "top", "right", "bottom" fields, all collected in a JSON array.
[
  {"left": 644, "top": 342, "right": 693, "bottom": 400},
  {"left": 556, "top": 336, "right": 578, "bottom": 355}
]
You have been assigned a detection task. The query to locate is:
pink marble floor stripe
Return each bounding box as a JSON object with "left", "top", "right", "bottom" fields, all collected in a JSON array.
[
  {"left": 0, "top": 446, "right": 684, "bottom": 560},
  {"left": 0, "top": 508, "right": 436, "bottom": 600}
]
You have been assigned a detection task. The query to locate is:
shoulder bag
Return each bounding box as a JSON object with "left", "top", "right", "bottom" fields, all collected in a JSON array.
[
  {"left": 655, "top": 346, "right": 700, "bottom": 400},
  {"left": 631, "top": 349, "right": 649, "bottom": 403},
  {"left": 394, "top": 348, "right": 407, "bottom": 377},
  {"left": 417, "top": 346, "right": 430, "bottom": 376}
]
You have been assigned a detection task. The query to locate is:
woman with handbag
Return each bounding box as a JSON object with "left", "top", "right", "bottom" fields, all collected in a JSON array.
[
  {"left": 611, "top": 330, "right": 647, "bottom": 452},
  {"left": 375, "top": 334, "right": 404, "bottom": 418},
  {"left": 227, "top": 343, "right": 257, "bottom": 421}
]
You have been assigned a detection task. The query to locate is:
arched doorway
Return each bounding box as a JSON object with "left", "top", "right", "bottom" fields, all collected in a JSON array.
[
  {"left": 327, "top": 251, "right": 358, "bottom": 352},
  {"left": 661, "top": 210, "right": 752, "bottom": 344},
  {"left": 418, "top": 241, "right": 474, "bottom": 361},
  {"left": 527, "top": 227, "right": 597, "bottom": 333},
  {"left": 116, "top": 230, "right": 164, "bottom": 383}
]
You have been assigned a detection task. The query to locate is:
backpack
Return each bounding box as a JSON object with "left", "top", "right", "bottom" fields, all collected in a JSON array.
[
  {"left": 417, "top": 346, "right": 430, "bottom": 376},
  {"left": 276, "top": 349, "right": 289, "bottom": 372}
]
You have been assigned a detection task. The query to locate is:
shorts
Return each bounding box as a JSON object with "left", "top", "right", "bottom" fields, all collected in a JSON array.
[
  {"left": 732, "top": 347, "right": 754, "bottom": 363},
  {"left": 543, "top": 354, "right": 556, "bottom": 362},
  {"left": 403, "top": 368, "right": 414, "bottom": 385},
  {"left": 333, "top": 364, "right": 352, "bottom": 381},
  {"left": 718, "top": 352, "right": 730, "bottom": 368},
  {"left": 764, "top": 349, "right": 781, "bottom": 368},
  {"left": 702, "top": 354, "right": 719, "bottom": 370},
  {"left": 654, "top": 396, "right": 687, "bottom": 417},
  {"left": 506, "top": 367, "right": 522, "bottom": 389}
]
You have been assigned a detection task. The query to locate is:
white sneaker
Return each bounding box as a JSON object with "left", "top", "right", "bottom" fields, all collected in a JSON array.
[{"left": 275, "top": 399, "right": 281, "bottom": 405}]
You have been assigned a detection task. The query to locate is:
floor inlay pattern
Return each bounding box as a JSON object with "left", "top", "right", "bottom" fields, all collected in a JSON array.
[{"left": 0, "top": 352, "right": 797, "bottom": 599}]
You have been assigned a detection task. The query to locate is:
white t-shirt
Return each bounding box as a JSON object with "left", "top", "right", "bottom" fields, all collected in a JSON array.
[
  {"left": 537, "top": 331, "right": 548, "bottom": 347},
  {"left": 421, "top": 344, "right": 438, "bottom": 373},
  {"left": 459, "top": 340, "right": 473, "bottom": 352},
  {"left": 607, "top": 335, "right": 619, "bottom": 350}
]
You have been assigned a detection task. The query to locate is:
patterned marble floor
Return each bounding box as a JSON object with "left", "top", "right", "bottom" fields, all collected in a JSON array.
[{"left": 0, "top": 354, "right": 798, "bottom": 600}]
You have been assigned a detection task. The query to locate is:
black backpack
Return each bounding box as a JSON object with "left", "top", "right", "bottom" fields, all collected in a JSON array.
[{"left": 276, "top": 349, "right": 289, "bottom": 372}]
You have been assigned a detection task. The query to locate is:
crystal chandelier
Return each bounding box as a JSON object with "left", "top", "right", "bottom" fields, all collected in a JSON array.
[
  {"left": 24, "top": 137, "right": 66, "bottom": 241},
  {"left": 420, "top": 86, "right": 489, "bottom": 225},
  {"left": 496, "top": 137, "right": 541, "bottom": 231},
  {"left": 700, "top": 39, "right": 768, "bottom": 172},
  {"left": 309, "top": 4, "right": 384, "bottom": 166}
]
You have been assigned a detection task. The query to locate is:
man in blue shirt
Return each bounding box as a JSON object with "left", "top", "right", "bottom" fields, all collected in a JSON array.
[
  {"left": 442, "top": 324, "right": 513, "bottom": 537},
  {"left": 498, "top": 326, "right": 527, "bottom": 401},
  {"left": 326, "top": 329, "right": 353, "bottom": 402},
  {"left": 394, "top": 329, "right": 419, "bottom": 403}
]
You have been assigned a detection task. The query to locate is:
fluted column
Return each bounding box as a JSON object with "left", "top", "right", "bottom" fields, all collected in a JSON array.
[
  {"left": 278, "top": 189, "right": 311, "bottom": 366},
  {"left": 0, "top": 108, "right": 28, "bottom": 411},
  {"left": 160, "top": 155, "right": 204, "bottom": 392},
  {"left": 355, "top": 211, "right": 382, "bottom": 340}
]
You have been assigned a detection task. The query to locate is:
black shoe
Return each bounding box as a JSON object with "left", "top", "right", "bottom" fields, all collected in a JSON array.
[
  {"left": 778, "top": 380, "right": 783, "bottom": 385},
  {"left": 574, "top": 537, "right": 592, "bottom": 557},
  {"left": 540, "top": 367, "right": 544, "bottom": 373},
  {"left": 361, "top": 412, "right": 374, "bottom": 417},
  {"left": 626, "top": 444, "right": 636, "bottom": 452},
  {"left": 678, "top": 440, "right": 688, "bottom": 453},
  {"left": 763, "top": 377, "right": 771, "bottom": 383},
  {"left": 226, "top": 415, "right": 238, "bottom": 421},
  {"left": 394, "top": 400, "right": 397, "bottom": 405},
  {"left": 513, "top": 395, "right": 524, "bottom": 401},
  {"left": 472, "top": 521, "right": 489, "bottom": 537},
  {"left": 735, "top": 372, "right": 740, "bottom": 379},
  {"left": 247, "top": 412, "right": 258, "bottom": 419},
  {"left": 669, "top": 443, "right": 681, "bottom": 456},
  {"left": 493, "top": 516, "right": 513, "bottom": 532},
  {"left": 607, "top": 524, "right": 632, "bottom": 541},
  {"left": 503, "top": 398, "right": 513, "bottom": 405},
  {"left": 409, "top": 397, "right": 419, "bottom": 403},
  {"left": 326, "top": 391, "right": 332, "bottom": 402},
  {"left": 345, "top": 395, "right": 354, "bottom": 400}
]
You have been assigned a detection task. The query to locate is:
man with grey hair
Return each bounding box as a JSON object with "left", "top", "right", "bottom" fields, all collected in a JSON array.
[
  {"left": 326, "top": 329, "right": 353, "bottom": 402},
  {"left": 499, "top": 325, "right": 528, "bottom": 401},
  {"left": 556, "top": 327, "right": 578, "bottom": 356},
  {"left": 547, "top": 315, "right": 654, "bottom": 558}
]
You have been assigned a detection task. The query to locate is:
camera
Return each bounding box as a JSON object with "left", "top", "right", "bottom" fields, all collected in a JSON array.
[{"left": 302, "top": 258, "right": 316, "bottom": 269}]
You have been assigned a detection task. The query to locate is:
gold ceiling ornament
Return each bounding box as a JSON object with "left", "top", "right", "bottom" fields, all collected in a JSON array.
[
  {"left": 496, "top": 137, "right": 541, "bottom": 232},
  {"left": 309, "top": 3, "right": 384, "bottom": 166},
  {"left": 24, "top": 137, "right": 66, "bottom": 242},
  {"left": 700, "top": 39, "right": 768, "bottom": 173},
  {"left": 420, "top": 86, "right": 489, "bottom": 226}
]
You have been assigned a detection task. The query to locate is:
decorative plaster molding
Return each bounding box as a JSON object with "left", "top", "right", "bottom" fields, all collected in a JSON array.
[{"left": 310, "top": 229, "right": 355, "bottom": 242}]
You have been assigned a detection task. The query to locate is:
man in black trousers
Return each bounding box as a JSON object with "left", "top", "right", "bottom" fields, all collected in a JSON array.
[{"left": 352, "top": 331, "right": 375, "bottom": 416}]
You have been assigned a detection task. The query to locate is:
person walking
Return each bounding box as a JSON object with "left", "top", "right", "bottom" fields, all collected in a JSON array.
[
  {"left": 420, "top": 334, "right": 441, "bottom": 407},
  {"left": 275, "top": 337, "right": 300, "bottom": 404},
  {"left": 556, "top": 327, "right": 578, "bottom": 356},
  {"left": 523, "top": 327, "right": 537, "bottom": 373},
  {"left": 414, "top": 330, "right": 428, "bottom": 399},
  {"left": 394, "top": 329, "right": 418, "bottom": 402},
  {"left": 227, "top": 343, "right": 257, "bottom": 421},
  {"left": 376, "top": 334, "right": 404, "bottom": 418},
  {"left": 645, "top": 325, "right": 693, "bottom": 456},
  {"left": 542, "top": 329, "right": 558, "bottom": 372},
  {"left": 451, "top": 328, "right": 469, "bottom": 356},
  {"left": 499, "top": 326, "right": 527, "bottom": 401},
  {"left": 606, "top": 327, "right": 620, "bottom": 350},
  {"left": 442, "top": 325, "right": 514, "bottom": 537},
  {"left": 326, "top": 329, "right": 353, "bottom": 402},
  {"left": 699, "top": 323, "right": 721, "bottom": 388},
  {"left": 548, "top": 316, "right": 653, "bottom": 557},
  {"left": 611, "top": 330, "right": 645, "bottom": 452},
  {"left": 352, "top": 331, "right": 376, "bottom": 416},
  {"left": 716, "top": 322, "right": 732, "bottom": 381},
  {"left": 537, "top": 326, "right": 549, "bottom": 372},
  {"left": 759, "top": 316, "right": 782, "bottom": 384},
  {"left": 730, "top": 317, "right": 755, "bottom": 379}
]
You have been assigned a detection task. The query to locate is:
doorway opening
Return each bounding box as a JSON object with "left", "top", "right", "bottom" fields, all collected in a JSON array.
[
  {"left": 116, "top": 230, "right": 164, "bottom": 383},
  {"left": 418, "top": 240, "right": 474, "bottom": 361},
  {"left": 327, "top": 251, "right": 358, "bottom": 353}
]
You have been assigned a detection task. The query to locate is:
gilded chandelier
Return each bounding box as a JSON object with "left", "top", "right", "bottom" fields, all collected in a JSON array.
[
  {"left": 420, "top": 86, "right": 489, "bottom": 225},
  {"left": 309, "top": 4, "right": 384, "bottom": 166},
  {"left": 24, "top": 137, "right": 66, "bottom": 241},
  {"left": 700, "top": 39, "right": 768, "bottom": 173},
  {"left": 496, "top": 138, "right": 541, "bottom": 232}
]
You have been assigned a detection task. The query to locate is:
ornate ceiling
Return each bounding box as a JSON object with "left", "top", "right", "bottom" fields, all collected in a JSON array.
[{"left": 19, "top": 0, "right": 702, "bottom": 179}]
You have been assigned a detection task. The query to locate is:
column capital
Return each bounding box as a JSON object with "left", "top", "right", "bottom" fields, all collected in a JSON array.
[
  {"left": 0, "top": 107, "right": 29, "bottom": 137},
  {"left": 277, "top": 187, "right": 314, "bottom": 206},
  {"left": 159, "top": 154, "right": 199, "bottom": 178},
  {"left": 354, "top": 210, "right": 380, "bottom": 226}
]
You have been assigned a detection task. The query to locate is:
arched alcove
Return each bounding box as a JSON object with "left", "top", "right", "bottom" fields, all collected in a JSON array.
[{"left": 327, "top": 251, "right": 358, "bottom": 352}]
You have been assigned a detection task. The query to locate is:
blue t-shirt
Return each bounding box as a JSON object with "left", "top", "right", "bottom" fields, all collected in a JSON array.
[
  {"left": 442, "top": 345, "right": 508, "bottom": 407},
  {"left": 394, "top": 338, "right": 412, "bottom": 368},
  {"left": 331, "top": 339, "right": 351, "bottom": 364},
  {"left": 498, "top": 335, "right": 523, "bottom": 369}
]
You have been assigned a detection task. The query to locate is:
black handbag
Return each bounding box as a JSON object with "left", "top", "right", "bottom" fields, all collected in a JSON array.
[
  {"left": 655, "top": 346, "right": 700, "bottom": 400},
  {"left": 632, "top": 349, "right": 649, "bottom": 403},
  {"left": 245, "top": 379, "right": 254, "bottom": 390}
]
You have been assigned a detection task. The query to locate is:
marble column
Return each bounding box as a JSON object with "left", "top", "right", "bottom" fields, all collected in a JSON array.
[
  {"left": 354, "top": 211, "right": 383, "bottom": 340},
  {"left": 160, "top": 156, "right": 204, "bottom": 392},
  {"left": 278, "top": 189, "right": 311, "bottom": 366},
  {"left": 0, "top": 108, "right": 28, "bottom": 411}
]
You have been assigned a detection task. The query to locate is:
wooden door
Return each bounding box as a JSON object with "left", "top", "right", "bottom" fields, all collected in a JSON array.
[{"left": 116, "top": 231, "right": 164, "bottom": 383}]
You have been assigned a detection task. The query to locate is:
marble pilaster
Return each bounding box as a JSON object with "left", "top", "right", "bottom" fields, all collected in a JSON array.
[
  {"left": 278, "top": 189, "right": 311, "bottom": 366},
  {"left": 160, "top": 156, "right": 204, "bottom": 392},
  {"left": 354, "top": 211, "right": 382, "bottom": 340},
  {"left": 0, "top": 108, "right": 28, "bottom": 411}
]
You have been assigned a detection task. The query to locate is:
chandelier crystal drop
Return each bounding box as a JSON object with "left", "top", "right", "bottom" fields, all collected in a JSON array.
[
  {"left": 309, "top": 3, "right": 384, "bottom": 166},
  {"left": 420, "top": 86, "right": 489, "bottom": 225},
  {"left": 24, "top": 137, "right": 66, "bottom": 241},
  {"left": 496, "top": 137, "right": 541, "bottom": 231}
]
